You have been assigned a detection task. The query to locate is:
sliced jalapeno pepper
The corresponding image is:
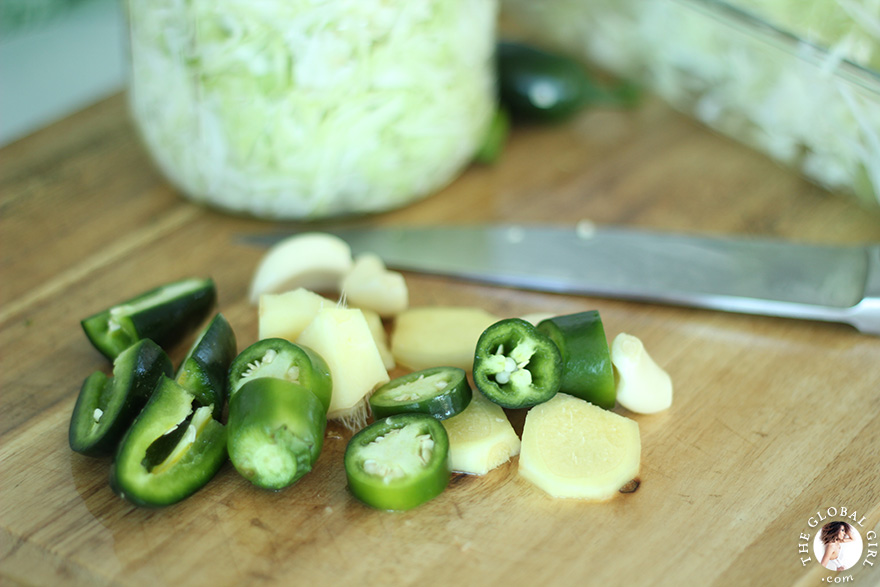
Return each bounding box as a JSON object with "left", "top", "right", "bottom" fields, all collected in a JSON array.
[
  {"left": 228, "top": 338, "right": 331, "bottom": 414},
  {"left": 227, "top": 378, "right": 327, "bottom": 490},
  {"left": 81, "top": 277, "right": 216, "bottom": 361},
  {"left": 69, "top": 339, "right": 172, "bottom": 457},
  {"left": 369, "top": 367, "right": 471, "bottom": 420},
  {"left": 175, "top": 313, "right": 237, "bottom": 419},
  {"left": 344, "top": 413, "right": 449, "bottom": 511},
  {"left": 110, "top": 375, "right": 227, "bottom": 507},
  {"left": 537, "top": 311, "right": 615, "bottom": 409},
  {"left": 472, "top": 318, "right": 562, "bottom": 409},
  {"left": 497, "top": 41, "right": 639, "bottom": 122}
]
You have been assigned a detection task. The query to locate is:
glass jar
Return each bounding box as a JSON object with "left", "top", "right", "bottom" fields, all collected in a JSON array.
[
  {"left": 127, "top": 0, "right": 498, "bottom": 219},
  {"left": 502, "top": 0, "right": 880, "bottom": 206}
]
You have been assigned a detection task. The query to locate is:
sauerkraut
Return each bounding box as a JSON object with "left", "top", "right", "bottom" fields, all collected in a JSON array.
[
  {"left": 127, "top": 0, "right": 497, "bottom": 219},
  {"left": 502, "top": 0, "right": 880, "bottom": 206}
]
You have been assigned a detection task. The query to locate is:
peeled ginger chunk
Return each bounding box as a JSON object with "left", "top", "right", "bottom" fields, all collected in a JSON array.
[
  {"left": 611, "top": 333, "right": 672, "bottom": 414},
  {"left": 341, "top": 253, "right": 408, "bottom": 318},
  {"left": 296, "top": 307, "right": 389, "bottom": 428},
  {"left": 361, "top": 309, "right": 395, "bottom": 371},
  {"left": 392, "top": 307, "right": 500, "bottom": 371},
  {"left": 258, "top": 288, "right": 332, "bottom": 341},
  {"left": 519, "top": 393, "right": 640, "bottom": 500},
  {"left": 442, "top": 391, "right": 520, "bottom": 475},
  {"left": 249, "top": 233, "right": 352, "bottom": 303}
]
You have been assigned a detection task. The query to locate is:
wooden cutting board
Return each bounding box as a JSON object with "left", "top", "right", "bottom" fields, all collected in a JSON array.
[{"left": 2, "top": 93, "right": 879, "bottom": 587}]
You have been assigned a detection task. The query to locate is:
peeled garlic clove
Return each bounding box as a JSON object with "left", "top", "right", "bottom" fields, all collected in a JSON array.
[
  {"left": 340, "top": 253, "right": 408, "bottom": 318},
  {"left": 249, "top": 233, "right": 353, "bottom": 303},
  {"left": 610, "top": 333, "right": 672, "bottom": 414}
]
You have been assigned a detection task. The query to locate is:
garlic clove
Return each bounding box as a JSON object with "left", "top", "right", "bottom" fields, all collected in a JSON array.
[
  {"left": 249, "top": 233, "right": 353, "bottom": 303},
  {"left": 611, "top": 333, "right": 673, "bottom": 414}
]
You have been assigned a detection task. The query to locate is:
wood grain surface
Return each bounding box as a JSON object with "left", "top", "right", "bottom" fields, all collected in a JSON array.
[{"left": 2, "top": 92, "right": 879, "bottom": 587}]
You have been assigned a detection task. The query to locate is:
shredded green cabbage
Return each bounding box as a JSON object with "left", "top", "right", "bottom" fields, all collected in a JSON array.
[
  {"left": 502, "top": 0, "right": 880, "bottom": 205},
  {"left": 127, "top": 0, "right": 497, "bottom": 219}
]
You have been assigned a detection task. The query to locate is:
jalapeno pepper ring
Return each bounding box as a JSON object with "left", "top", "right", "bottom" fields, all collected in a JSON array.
[
  {"left": 369, "top": 366, "right": 471, "bottom": 420},
  {"left": 344, "top": 413, "right": 450, "bottom": 511},
  {"left": 472, "top": 318, "right": 562, "bottom": 409},
  {"left": 228, "top": 338, "right": 332, "bottom": 414}
]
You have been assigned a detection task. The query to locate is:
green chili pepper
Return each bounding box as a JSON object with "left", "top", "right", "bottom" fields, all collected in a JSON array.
[
  {"left": 175, "top": 313, "right": 237, "bottom": 419},
  {"left": 473, "top": 108, "right": 510, "bottom": 165},
  {"left": 369, "top": 366, "right": 471, "bottom": 420},
  {"left": 110, "top": 375, "right": 227, "bottom": 507},
  {"left": 472, "top": 318, "right": 562, "bottom": 409},
  {"left": 227, "top": 378, "right": 327, "bottom": 490},
  {"left": 69, "top": 339, "right": 172, "bottom": 457},
  {"left": 228, "top": 338, "right": 331, "bottom": 414},
  {"left": 497, "top": 41, "right": 640, "bottom": 122},
  {"left": 344, "top": 413, "right": 449, "bottom": 511},
  {"left": 81, "top": 277, "right": 216, "bottom": 361},
  {"left": 537, "top": 311, "right": 616, "bottom": 409}
]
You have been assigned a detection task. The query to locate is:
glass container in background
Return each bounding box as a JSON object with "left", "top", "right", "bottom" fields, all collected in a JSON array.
[
  {"left": 502, "top": 0, "right": 880, "bottom": 207},
  {"left": 127, "top": 0, "right": 498, "bottom": 219}
]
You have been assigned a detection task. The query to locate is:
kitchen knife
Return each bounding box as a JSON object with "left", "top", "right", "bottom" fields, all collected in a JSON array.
[{"left": 243, "top": 223, "right": 880, "bottom": 335}]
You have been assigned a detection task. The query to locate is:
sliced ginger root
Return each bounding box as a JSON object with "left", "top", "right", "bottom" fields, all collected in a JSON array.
[
  {"left": 519, "top": 393, "right": 640, "bottom": 500},
  {"left": 442, "top": 391, "right": 520, "bottom": 475},
  {"left": 391, "top": 307, "right": 500, "bottom": 372}
]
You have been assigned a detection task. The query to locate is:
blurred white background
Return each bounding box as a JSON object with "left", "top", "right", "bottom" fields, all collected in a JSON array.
[{"left": 0, "top": 0, "right": 127, "bottom": 146}]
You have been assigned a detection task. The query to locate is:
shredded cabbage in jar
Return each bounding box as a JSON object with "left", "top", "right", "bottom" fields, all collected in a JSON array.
[
  {"left": 127, "top": 0, "right": 497, "bottom": 219},
  {"left": 502, "top": 0, "right": 880, "bottom": 206}
]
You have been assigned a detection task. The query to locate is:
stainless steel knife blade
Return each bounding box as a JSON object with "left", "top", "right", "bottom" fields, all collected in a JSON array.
[{"left": 242, "top": 224, "right": 880, "bottom": 335}]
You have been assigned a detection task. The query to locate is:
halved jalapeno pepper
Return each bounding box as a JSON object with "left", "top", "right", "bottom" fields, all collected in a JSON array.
[
  {"left": 472, "top": 318, "right": 562, "bottom": 409},
  {"left": 344, "top": 413, "right": 449, "bottom": 511},
  {"left": 228, "top": 338, "right": 331, "bottom": 414},
  {"left": 69, "top": 339, "right": 172, "bottom": 457},
  {"left": 227, "top": 378, "right": 327, "bottom": 490},
  {"left": 81, "top": 277, "right": 216, "bottom": 361},
  {"left": 175, "top": 313, "right": 237, "bottom": 419},
  {"left": 369, "top": 367, "right": 471, "bottom": 420},
  {"left": 110, "top": 375, "right": 227, "bottom": 507},
  {"left": 537, "top": 311, "right": 615, "bottom": 409}
]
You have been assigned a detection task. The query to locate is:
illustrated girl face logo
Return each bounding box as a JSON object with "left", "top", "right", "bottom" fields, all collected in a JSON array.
[{"left": 813, "top": 521, "right": 864, "bottom": 572}]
